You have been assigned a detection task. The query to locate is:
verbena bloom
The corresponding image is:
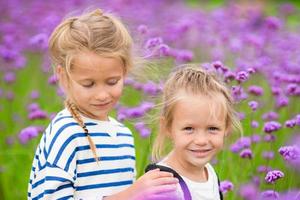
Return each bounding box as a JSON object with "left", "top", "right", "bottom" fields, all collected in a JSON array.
[
  {"left": 262, "top": 111, "right": 278, "bottom": 121},
  {"left": 240, "top": 148, "right": 253, "bottom": 159},
  {"left": 230, "top": 137, "right": 252, "bottom": 153},
  {"left": 295, "top": 114, "right": 300, "bottom": 126},
  {"left": 248, "top": 85, "right": 264, "bottom": 96},
  {"left": 235, "top": 71, "right": 249, "bottom": 83},
  {"left": 264, "top": 134, "right": 276, "bottom": 142},
  {"left": 257, "top": 165, "right": 272, "bottom": 173},
  {"left": 28, "top": 109, "right": 48, "bottom": 120},
  {"left": 275, "top": 95, "right": 289, "bottom": 108},
  {"left": 265, "top": 170, "right": 284, "bottom": 184},
  {"left": 219, "top": 180, "right": 234, "bottom": 194},
  {"left": 285, "top": 119, "right": 296, "bottom": 128},
  {"left": 239, "top": 183, "right": 258, "bottom": 200},
  {"left": 134, "top": 122, "right": 151, "bottom": 138},
  {"left": 251, "top": 134, "right": 261, "bottom": 143},
  {"left": 260, "top": 190, "right": 279, "bottom": 199},
  {"left": 4, "top": 72, "right": 16, "bottom": 84},
  {"left": 278, "top": 145, "right": 300, "bottom": 161},
  {"left": 142, "top": 81, "right": 161, "bottom": 96},
  {"left": 262, "top": 151, "right": 274, "bottom": 160},
  {"left": 30, "top": 90, "right": 40, "bottom": 99},
  {"left": 248, "top": 101, "right": 259, "bottom": 111},
  {"left": 251, "top": 121, "right": 259, "bottom": 128},
  {"left": 18, "top": 126, "right": 40, "bottom": 144},
  {"left": 48, "top": 74, "right": 58, "bottom": 85},
  {"left": 137, "top": 24, "right": 148, "bottom": 34},
  {"left": 27, "top": 103, "right": 40, "bottom": 112},
  {"left": 263, "top": 121, "right": 282, "bottom": 133}
]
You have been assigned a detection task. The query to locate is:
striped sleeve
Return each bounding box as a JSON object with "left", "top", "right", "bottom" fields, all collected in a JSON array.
[{"left": 29, "top": 116, "right": 79, "bottom": 200}]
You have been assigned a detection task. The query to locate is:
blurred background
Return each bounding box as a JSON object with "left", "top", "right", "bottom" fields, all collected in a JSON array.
[{"left": 0, "top": 0, "right": 300, "bottom": 199}]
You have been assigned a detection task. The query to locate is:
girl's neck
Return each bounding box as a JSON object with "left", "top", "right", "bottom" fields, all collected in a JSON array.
[{"left": 164, "top": 151, "right": 208, "bottom": 182}]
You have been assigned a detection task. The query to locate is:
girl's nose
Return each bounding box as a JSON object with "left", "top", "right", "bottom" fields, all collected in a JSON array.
[
  {"left": 194, "top": 132, "right": 208, "bottom": 146},
  {"left": 95, "top": 90, "right": 110, "bottom": 101}
]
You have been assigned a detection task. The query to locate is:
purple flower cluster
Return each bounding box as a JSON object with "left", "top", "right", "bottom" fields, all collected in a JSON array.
[
  {"left": 265, "top": 170, "right": 284, "bottom": 184},
  {"left": 18, "top": 126, "right": 41, "bottom": 144},
  {"left": 117, "top": 102, "right": 155, "bottom": 121},
  {"left": 134, "top": 122, "right": 151, "bottom": 138},
  {"left": 263, "top": 121, "right": 282, "bottom": 133},
  {"left": 278, "top": 145, "right": 300, "bottom": 161},
  {"left": 219, "top": 180, "right": 234, "bottom": 194}
]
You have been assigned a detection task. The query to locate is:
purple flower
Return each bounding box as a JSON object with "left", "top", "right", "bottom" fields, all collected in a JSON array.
[
  {"left": 262, "top": 151, "right": 274, "bottom": 160},
  {"left": 251, "top": 134, "right": 261, "bottom": 143},
  {"left": 276, "top": 95, "right": 289, "bottom": 108},
  {"left": 30, "top": 90, "right": 40, "bottom": 99},
  {"left": 278, "top": 145, "right": 300, "bottom": 161},
  {"left": 137, "top": 24, "right": 148, "bottom": 34},
  {"left": 219, "top": 180, "right": 234, "bottom": 194},
  {"left": 263, "top": 121, "right": 282, "bottom": 133},
  {"left": 257, "top": 165, "right": 272, "bottom": 173},
  {"left": 265, "top": 170, "right": 284, "bottom": 184},
  {"left": 271, "top": 86, "right": 281, "bottom": 96},
  {"left": 145, "top": 37, "right": 163, "bottom": 49},
  {"left": 235, "top": 71, "right": 249, "bottom": 83},
  {"left": 248, "top": 85, "right": 264, "bottom": 96},
  {"left": 285, "top": 119, "right": 296, "bottom": 128},
  {"left": 48, "top": 74, "right": 58, "bottom": 85},
  {"left": 4, "top": 72, "right": 16, "bottom": 84},
  {"left": 28, "top": 109, "right": 48, "bottom": 120},
  {"left": 264, "top": 134, "right": 276, "bottom": 142},
  {"left": 175, "top": 49, "right": 193, "bottom": 62},
  {"left": 251, "top": 121, "right": 259, "bottom": 128},
  {"left": 134, "top": 122, "right": 151, "bottom": 138},
  {"left": 248, "top": 101, "right": 259, "bottom": 111},
  {"left": 18, "top": 126, "right": 40, "bottom": 144},
  {"left": 262, "top": 111, "right": 278, "bottom": 121},
  {"left": 142, "top": 81, "right": 161, "bottom": 96},
  {"left": 265, "top": 16, "right": 282, "bottom": 30},
  {"left": 29, "top": 33, "right": 48, "bottom": 50},
  {"left": 240, "top": 148, "right": 253, "bottom": 159},
  {"left": 260, "top": 190, "right": 279, "bottom": 199},
  {"left": 27, "top": 103, "right": 40, "bottom": 112},
  {"left": 158, "top": 44, "right": 170, "bottom": 56},
  {"left": 239, "top": 183, "right": 258, "bottom": 200}
]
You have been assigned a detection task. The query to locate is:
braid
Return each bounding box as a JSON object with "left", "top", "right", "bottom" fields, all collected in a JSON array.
[{"left": 65, "top": 99, "right": 100, "bottom": 163}]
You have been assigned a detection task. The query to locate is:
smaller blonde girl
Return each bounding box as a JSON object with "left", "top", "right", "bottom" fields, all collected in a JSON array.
[{"left": 150, "top": 64, "right": 242, "bottom": 200}]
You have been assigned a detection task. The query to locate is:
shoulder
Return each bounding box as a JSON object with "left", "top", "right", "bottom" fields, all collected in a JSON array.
[
  {"left": 108, "top": 117, "right": 133, "bottom": 136},
  {"left": 205, "top": 163, "right": 219, "bottom": 183}
]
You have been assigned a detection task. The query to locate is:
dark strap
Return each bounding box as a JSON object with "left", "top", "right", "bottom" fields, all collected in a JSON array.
[
  {"left": 145, "top": 163, "right": 192, "bottom": 200},
  {"left": 217, "top": 175, "right": 223, "bottom": 200}
]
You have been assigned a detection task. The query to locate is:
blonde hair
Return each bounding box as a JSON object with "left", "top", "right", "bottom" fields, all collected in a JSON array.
[
  {"left": 152, "top": 64, "right": 242, "bottom": 161},
  {"left": 49, "top": 9, "right": 133, "bottom": 162}
]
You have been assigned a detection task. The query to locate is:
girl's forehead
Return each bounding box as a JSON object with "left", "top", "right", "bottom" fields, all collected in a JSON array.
[
  {"left": 173, "top": 91, "right": 228, "bottom": 121},
  {"left": 71, "top": 51, "right": 124, "bottom": 73}
]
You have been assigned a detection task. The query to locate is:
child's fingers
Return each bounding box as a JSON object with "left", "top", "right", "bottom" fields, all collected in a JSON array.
[
  {"left": 145, "top": 169, "right": 174, "bottom": 179},
  {"left": 152, "top": 176, "right": 179, "bottom": 186}
]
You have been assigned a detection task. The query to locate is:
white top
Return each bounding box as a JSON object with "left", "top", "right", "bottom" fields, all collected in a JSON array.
[
  {"left": 158, "top": 162, "right": 220, "bottom": 200},
  {"left": 28, "top": 108, "right": 136, "bottom": 200}
]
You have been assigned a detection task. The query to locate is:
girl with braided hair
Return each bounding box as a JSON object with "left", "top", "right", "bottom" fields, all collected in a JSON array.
[{"left": 28, "top": 9, "right": 178, "bottom": 200}]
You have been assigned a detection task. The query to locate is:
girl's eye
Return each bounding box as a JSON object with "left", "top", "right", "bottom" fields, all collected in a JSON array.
[
  {"left": 82, "top": 82, "right": 94, "bottom": 88},
  {"left": 183, "top": 127, "right": 194, "bottom": 133},
  {"left": 107, "top": 78, "right": 119, "bottom": 86},
  {"left": 208, "top": 127, "right": 220, "bottom": 132}
]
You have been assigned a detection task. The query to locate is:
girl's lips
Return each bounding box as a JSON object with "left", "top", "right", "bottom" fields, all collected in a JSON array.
[{"left": 190, "top": 149, "right": 212, "bottom": 157}]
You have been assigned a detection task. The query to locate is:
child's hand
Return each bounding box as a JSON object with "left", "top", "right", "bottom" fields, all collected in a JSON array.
[{"left": 130, "top": 168, "right": 180, "bottom": 200}]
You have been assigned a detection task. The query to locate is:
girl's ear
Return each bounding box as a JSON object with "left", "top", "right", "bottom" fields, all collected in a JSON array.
[
  {"left": 56, "top": 65, "right": 68, "bottom": 92},
  {"left": 160, "top": 117, "right": 172, "bottom": 138},
  {"left": 224, "top": 125, "right": 232, "bottom": 137}
]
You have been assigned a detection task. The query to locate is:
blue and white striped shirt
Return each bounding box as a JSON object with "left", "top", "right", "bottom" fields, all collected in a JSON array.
[{"left": 28, "top": 109, "right": 136, "bottom": 200}]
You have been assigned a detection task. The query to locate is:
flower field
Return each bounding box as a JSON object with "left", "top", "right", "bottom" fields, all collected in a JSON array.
[{"left": 0, "top": 0, "right": 300, "bottom": 199}]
